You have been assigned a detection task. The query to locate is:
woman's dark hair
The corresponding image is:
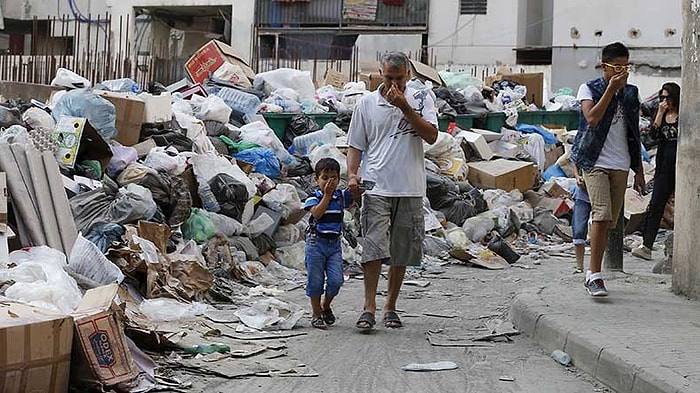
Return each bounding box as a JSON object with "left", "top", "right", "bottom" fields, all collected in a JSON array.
[
  {"left": 660, "top": 82, "right": 681, "bottom": 108},
  {"left": 314, "top": 157, "right": 340, "bottom": 177},
  {"left": 601, "top": 42, "right": 629, "bottom": 63}
]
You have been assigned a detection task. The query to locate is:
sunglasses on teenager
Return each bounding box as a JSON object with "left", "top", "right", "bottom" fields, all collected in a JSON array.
[{"left": 602, "top": 63, "right": 632, "bottom": 72}]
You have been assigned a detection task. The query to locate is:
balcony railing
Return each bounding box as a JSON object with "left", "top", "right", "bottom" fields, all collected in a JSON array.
[{"left": 255, "top": 0, "right": 429, "bottom": 29}]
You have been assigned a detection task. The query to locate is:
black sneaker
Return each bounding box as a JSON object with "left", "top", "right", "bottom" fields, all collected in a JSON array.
[{"left": 585, "top": 279, "right": 608, "bottom": 297}]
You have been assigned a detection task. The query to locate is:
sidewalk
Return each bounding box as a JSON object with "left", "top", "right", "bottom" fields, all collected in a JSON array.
[{"left": 510, "top": 261, "right": 700, "bottom": 393}]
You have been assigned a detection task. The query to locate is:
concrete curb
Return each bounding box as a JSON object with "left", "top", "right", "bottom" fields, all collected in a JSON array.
[{"left": 510, "top": 288, "right": 698, "bottom": 393}]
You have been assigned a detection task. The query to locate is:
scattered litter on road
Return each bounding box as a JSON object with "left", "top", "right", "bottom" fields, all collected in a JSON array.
[{"left": 401, "top": 361, "right": 459, "bottom": 372}]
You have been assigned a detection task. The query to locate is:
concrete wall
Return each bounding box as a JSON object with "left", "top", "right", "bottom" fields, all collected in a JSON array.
[
  {"left": 550, "top": 0, "right": 682, "bottom": 93},
  {"left": 428, "top": 0, "right": 519, "bottom": 66}
]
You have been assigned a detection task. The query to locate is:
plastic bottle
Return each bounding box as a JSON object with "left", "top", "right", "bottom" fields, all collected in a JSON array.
[
  {"left": 215, "top": 87, "right": 261, "bottom": 116},
  {"left": 292, "top": 124, "right": 337, "bottom": 156},
  {"left": 551, "top": 350, "right": 570, "bottom": 366},
  {"left": 184, "top": 343, "right": 231, "bottom": 355}
]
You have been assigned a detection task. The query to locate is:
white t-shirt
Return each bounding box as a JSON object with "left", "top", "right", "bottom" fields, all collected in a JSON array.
[
  {"left": 347, "top": 86, "right": 438, "bottom": 197},
  {"left": 577, "top": 84, "right": 631, "bottom": 171}
]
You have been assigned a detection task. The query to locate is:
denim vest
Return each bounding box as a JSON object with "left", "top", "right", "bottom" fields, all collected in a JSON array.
[{"left": 572, "top": 77, "right": 641, "bottom": 173}]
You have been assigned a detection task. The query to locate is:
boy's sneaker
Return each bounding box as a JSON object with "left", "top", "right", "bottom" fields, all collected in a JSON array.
[
  {"left": 632, "top": 245, "right": 652, "bottom": 260},
  {"left": 585, "top": 279, "right": 608, "bottom": 297}
]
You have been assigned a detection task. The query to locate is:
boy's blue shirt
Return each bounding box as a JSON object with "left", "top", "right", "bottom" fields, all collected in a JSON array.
[{"left": 303, "top": 189, "right": 353, "bottom": 236}]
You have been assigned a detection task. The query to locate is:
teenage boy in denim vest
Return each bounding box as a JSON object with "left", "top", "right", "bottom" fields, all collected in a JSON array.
[{"left": 574, "top": 42, "right": 645, "bottom": 297}]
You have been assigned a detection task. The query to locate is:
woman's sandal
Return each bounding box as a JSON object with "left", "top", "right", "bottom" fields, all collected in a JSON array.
[
  {"left": 311, "top": 317, "right": 328, "bottom": 329},
  {"left": 355, "top": 311, "right": 375, "bottom": 331},
  {"left": 321, "top": 308, "right": 336, "bottom": 325}
]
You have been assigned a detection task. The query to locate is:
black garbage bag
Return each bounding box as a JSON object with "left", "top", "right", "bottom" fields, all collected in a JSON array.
[
  {"left": 426, "top": 172, "right": 487, "bottom": 226},
  {"left": 284, "top": 115, "right": 320, "bottom": 148},
  {"left": 487, "top": 231, "right": 520, "bottom": 264},
  {"left": 285, "top": 155, "right": 314, "bottom": 177},
  {"left": 209, "top": 173, "right": 249, "bottom": 221},
  {"left": 0, "top": 106, "right": 22, "bottom": 128},
  {"left": 138, "top": 171, "right": 193, "bottom": 226},
  {"left": 333, "top": 111, "right": 353, "bottom": 132},
  {"left": 433, "top": 87, "right": 470, "bottom": 114}
]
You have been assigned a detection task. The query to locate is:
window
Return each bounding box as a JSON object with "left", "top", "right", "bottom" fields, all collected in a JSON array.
[{"left": 460, "top": 0, "right": 487, "bottom": 15}]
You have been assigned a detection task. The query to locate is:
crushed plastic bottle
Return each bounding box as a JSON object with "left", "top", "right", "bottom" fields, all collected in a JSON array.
[{"left": 184, "top": 343, "right": 231, "bottom": 355}]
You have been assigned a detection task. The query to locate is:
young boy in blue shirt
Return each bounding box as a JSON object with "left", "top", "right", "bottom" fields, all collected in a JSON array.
[{"left": 303, "top": 158, "right": 355, "bottom": 329}]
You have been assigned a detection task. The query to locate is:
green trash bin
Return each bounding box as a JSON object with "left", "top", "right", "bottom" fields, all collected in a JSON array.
[
  {"left": 541, "top": 110, "right": 580, "bottom": 130},
  {"left": 484, "top": 112, "right": 506, "bottom": 131},
  {"left": 262, "top": 113, "right": 294, "bottom": 140},
  {"left": 308, "top": 113, "right": 338, "bottom": 128}
]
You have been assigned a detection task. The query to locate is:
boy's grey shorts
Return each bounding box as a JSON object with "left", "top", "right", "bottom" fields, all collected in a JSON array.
[{"left": 360, "top": 194, "right": 424, "bottom": 266}]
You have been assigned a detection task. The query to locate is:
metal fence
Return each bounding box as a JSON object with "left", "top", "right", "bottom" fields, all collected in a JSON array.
[{"left": 255, "top": 0, "right": 429, "bottom": 28}]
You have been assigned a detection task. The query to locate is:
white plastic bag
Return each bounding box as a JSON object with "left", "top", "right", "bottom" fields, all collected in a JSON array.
[
  {"left": 308, "top": 144, "right": 348, "bottom": 177},
  {"left": 261, "top": 184, "right": 302, "bottom": 219},
  {"left": 273, "top": 224, "right": 304, "bottom": 247},
  {"left": 483, "top": 189, "right": 523, "bottom": 209},
  {"left": 423, "top": 132, "right": 465, "bottom": 161},
  {"left": 244, "top": 213, "right": 274, "bottom": 237},
  {"left": 68, "top": 233, "right": 125, "bottom": 285},
  {"left": 275, "top": 241, "right": 306, "bottom": 271},
  {"left": 139, "top": 298, "right": 210, "bottom": 322},
  {"left": 22, "top": 108, "right": 55, "bottom": 131},
  {"left": 462, "top": 214, "right": 495, "bottom": 243},
  {"left": 0, "top": 246, "right": 83, "bottom": 313},
  {"left": 190, "top": 94, "right": 232, "bottom": 123},
  {"left": 51, "top": 68, "right": 91, "bottom": 89},
  {"left": 239, "top": 121, "right": 295, "bottom": 166},
  {"left": 255, "top": 68, "right": 316, "bottom": 105},
  {"left": 234, "top": 297, "right": 304, "bottom": 330},
  {"left": 143, "top": 146, "right": 187, "bottom": 175},
  {"left": 190, "top": 154, "right": 256, "bottom": 200},
  {"left": 205, "top": 211, "right": 244, "bottom": 237}
]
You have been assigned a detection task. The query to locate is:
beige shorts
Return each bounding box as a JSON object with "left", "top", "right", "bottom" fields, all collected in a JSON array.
[
  {"left": 583, "top": 167, "right": 629, "bottom": 222},
  {"left": 360, "top": 194, "right": 424, "bottom": 266}
]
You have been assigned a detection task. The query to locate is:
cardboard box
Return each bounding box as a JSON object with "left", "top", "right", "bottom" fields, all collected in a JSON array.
[
  {"left": 53, "top": 117, "right": 113, "bottom": 171},
  {"left": 485, "top": 72, "right": 544, "bottom": 107},
  {"left": 544, "top": 144, "right": 565, "bottom": 170},
  {"left": 542, "top": 180, "right": 571, "bottom": 199},
  {"left": 71, "top": 284, "right": 138, "bottom": 386},
  {"left": 456, "top": 130, "right": 494, "bottom": 160},
  {"left": 138, "top": 92, "right": 173, "bottom": 124},
  {"left": 467, "top": 159, "right": 537, "bottom": 192},
  {"left": 624, "top": 188, "right": 651, "bottom": 234},
  {"left": 359, "top": 72, "right": 383, "bottom": 92},
  {"left": 409, "top": 60, "right": 444, "bottom": 86},
  {"left": 536, "top": 196, "right": 572, "bottom": 217},
  {"left": 0, "top": 302, "right": 73, "bottom": 393},
  {"left": 323, "top": 69, "right": 349, "bottom": 89},
  {"left": 488, "top": 140, "right": 521, "bottom": 159},
  {"left": 96, "top": 91, "right": 145, "bottom": 146},
  {"left": 185, "top": 40, "right": 256, "bottom": 85}
]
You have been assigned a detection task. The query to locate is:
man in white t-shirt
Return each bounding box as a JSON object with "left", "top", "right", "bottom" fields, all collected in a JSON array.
[
  {"left": 346, "top": 51, "right": 438, "bottom": 331},
  {"left": 573, "top": 42, "right": 645, "bottom": 297}
]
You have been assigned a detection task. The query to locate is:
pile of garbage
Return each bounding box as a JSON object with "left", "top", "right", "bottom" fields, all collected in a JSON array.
[{"left": 0, "top": 40, "right": 670, "bottom": 392}]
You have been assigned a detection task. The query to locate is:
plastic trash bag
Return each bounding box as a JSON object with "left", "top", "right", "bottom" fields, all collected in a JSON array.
[
  {"left": 446, "top": 227, "right": 472, "bottom": 248},
  {"left": 68, "top": 233, "right": 125, "bottom": 284},
  {"left": 233, "top": 147, "right": 281, "bottom": 179},
  {"left": 308, "top": 144, "right": 347, "bottom": 177},
  {"left": 292, "top": 124, "right": 338, "bottom": 156},
  {"left": 190, "top": 94, "right": 232, "bottom": 123},
  {"left": 423, "top": 235, "right": 452, "bottom": 257},
  {"left": 51, "top": 68, "right": 91, "bottom": 89},
  {"left": 263, "top": 88, "right": 303, "bottom": 114},
  {"left": 234, "top": 297, "right": 304, "bottom": 330},
  {"left": 84, "top": 222, "right": 126, "bottom": 253},
  {"left": 208, "top": 173, "right": 250, "bottom": 221},
  {"left": 138, "top": 171, "right": 193, "bottom": 226},
  {"left": 284, "top": 114, "right": 320, "bottom": 148},
  {"left": 22, "top": 107, "right": 55, "bottom": 131},
  {"left": 139, "top": 298, "right": 210, "bottom": 322},
  {"left": 462, "top": 214, "right": 496, "bottom": 243},
  {"left": 52, "top": 89, "right": 118, "bottom": 140},
  {"left": 0, "top": 124, "right": 31, "bottom": 145},
  {"left": 0, "top": 246, "right": 82, "bottom": 313},
  {"left": 97, "top": 78, "right": 141, "bottom": 93},
  {"left": 182, "top": 208, "right": 216, "bottom": 243},
  {"left": 191, "top": 154, "right": 256, "bottom": 223},
  {"left": 255, "top": 68, "right": 316, "bottom": 106},
  {"left": 107, "top": 141, "right": 138, "bottom": 177},
  {"left": 261, "top": 184, "right": 302, "bottom": 219},
  {"left": 275, "top": 241, "right": 306, "bottom": 271},
  {"left": 483, "top": 189, "right": 523, "bottom": 209},
  {"left": 273, "top": 224, "right": 304, "bottom": 247},
  {"left": 205, "top": 211, "right": 244, "bottom": 237},
  {"left": 143, "top": 146, "right": 187, "bottom": 175},
  {"left": 239, "top": 121, "right": 295, "bottom": 166}
]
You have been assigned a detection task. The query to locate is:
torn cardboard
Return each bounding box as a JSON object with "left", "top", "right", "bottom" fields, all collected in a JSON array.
[
  {"left": 95, "top": 90, "right": 145, "bottom": 146},
  {"left": 0, "top": 302, "right": 73, "bottom": 393},
  {"left": 467, "top": 159, "right": 537, "bottom": 192},
  {"left": 409, "top": 60, "right": 444, "bottom": 86},
  {"left": 71, "top": 284, "right": 138, "bottom": 386},
  {"left": 53, "top": 117, "right": 113, "bottom": 171},
  {"left": 185, "top": 40, "right": 256, "bottom": 85},
  {"left": 323, "top": 69, "right": 349, "bottom": 89},
  {"left": 486, "top": 72, "right": 544, "bottom": 107}
]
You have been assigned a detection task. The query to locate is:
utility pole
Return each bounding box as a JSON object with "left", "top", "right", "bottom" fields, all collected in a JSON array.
[{"left": 672, "top": 0, "right": 700, "bottom": 298}]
